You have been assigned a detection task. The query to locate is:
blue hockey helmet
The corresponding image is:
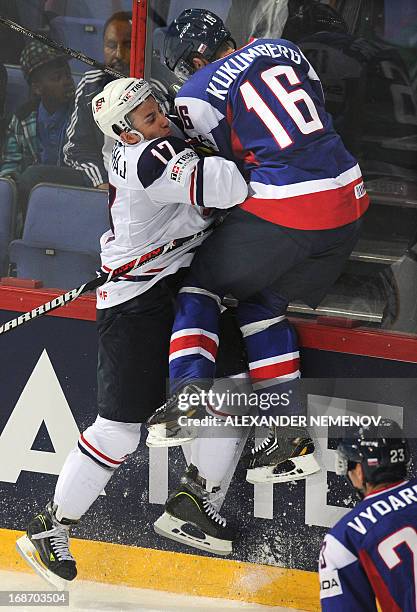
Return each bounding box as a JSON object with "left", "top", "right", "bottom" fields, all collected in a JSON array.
[
  {"left": 283, "top": 0, "right": 348, "bottom": 42},
  {"left": 163, "top": 8, "right": 236, "bottom": 83},
  {"left": 336, "top": 418, "right": 410, "bottom": 488}
]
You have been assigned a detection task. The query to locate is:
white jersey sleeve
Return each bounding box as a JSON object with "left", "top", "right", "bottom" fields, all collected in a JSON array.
[
  {"left": 137, "top": 136, "right": 247, "bottom": 209},
  {"left": 319, "top": 533, "right": 378, "bottom": 612},
  {"left": 175, "top": 97, "right": 223, "bottom": 150},
  {"left": 98, "top": 135, "right": 246, "bottom": 309}
]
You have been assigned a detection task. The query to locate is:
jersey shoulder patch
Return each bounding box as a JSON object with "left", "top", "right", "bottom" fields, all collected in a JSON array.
[
  {"left": 320, "top": 568, "right": 343, "bottom": 599},
  {"left": 137, "top": 136, "right": 188, "bottom": 188}
]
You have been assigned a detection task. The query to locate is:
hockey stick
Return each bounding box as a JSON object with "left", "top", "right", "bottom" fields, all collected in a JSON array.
[
  {"left": 0, "top": 229, "right": 211, "bottom": 336},
  {"left": 0, "top": 16, "right": 124, "bottom": 79}
]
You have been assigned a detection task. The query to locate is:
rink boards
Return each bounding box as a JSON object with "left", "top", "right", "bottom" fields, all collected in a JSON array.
[{"left": 1, "top": 288, "right": 417, "bottom": 611}]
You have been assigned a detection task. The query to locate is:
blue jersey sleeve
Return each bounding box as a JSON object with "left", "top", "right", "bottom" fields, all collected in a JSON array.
[{"left": 137, "top": 136, "right": 188, "bottom": 188}]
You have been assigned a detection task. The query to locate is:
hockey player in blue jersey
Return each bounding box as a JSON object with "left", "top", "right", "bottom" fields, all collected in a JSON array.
[
  {"left": 320, "top": 419, "right": 416, "bottom": 611},
  {"left": 146, "top": 9, "right": 369, "bottom": 485}
]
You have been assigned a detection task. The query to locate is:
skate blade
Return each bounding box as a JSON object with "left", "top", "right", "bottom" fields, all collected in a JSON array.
[
  {"left": 146, "top": 426, "right": 194, "bottom": 448},
  {"left": 16, "top": 535, "right": 68, "bottom": 591},
  {"left": 246, "top": 454, "right": 321, "bottom": 484},
  {"left": 154, "top": 512, "right": 232, "bottom": 556}
]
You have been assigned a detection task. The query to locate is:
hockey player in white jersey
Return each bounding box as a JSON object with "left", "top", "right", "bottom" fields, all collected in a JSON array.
[{"left": 16, "top": 78, "right": 248, "bottom": 587}]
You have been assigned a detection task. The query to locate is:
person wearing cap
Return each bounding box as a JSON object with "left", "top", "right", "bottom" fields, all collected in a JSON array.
[{"left": 0, "top": 40, "right": 79, "bottom": 220}]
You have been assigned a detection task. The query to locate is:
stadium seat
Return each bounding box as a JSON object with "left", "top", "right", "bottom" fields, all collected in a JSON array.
[
  {"left": 9, "top": 183, "right": 109, "bottom": 289},
  {"left": 47, "top": 0, "right": 132, "bottom": 18},
  {"left": 4, "top": 65, "right": 30, "bottom": 117},
  {"left": 49, "top": 17, "right": 105, "bottom": 72},
  {"left": 0, "top": 178, "right": 17, "bottom": 276},
  {"left": 16, "top": 0, "right": 44, "bottom": 32}
]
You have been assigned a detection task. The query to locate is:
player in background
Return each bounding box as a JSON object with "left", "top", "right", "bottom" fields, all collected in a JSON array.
[
  {"left": 146, "top": 9, "right": 369, "bottom": 485},
  {"left": 16, "top": 77, "right": 248, "bottom": 587},
  {"left": 283, "top": 0, "right": 417, "bottom": 176},
  {"left": 320, "top": 419, "right": 415, "bottom": 611}
]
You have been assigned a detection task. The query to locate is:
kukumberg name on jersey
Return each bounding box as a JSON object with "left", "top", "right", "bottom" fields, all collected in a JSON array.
[{"left": 207, "top": 41, "right": 302, "bottom": 100}]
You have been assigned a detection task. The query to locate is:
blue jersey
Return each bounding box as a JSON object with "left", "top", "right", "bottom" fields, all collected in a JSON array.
[
  {"left": 319, "top": 478, "right": 417, "bottom": 611},
  {"left": 175, "top": 38, "right": 369, "bottom": 230}
]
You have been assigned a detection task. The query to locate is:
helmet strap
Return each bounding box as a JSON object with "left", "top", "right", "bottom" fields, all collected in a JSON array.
[
  {"left": 119, "top": 128, "right": 145, "bottom": 145},
  {"left": 124, "top": 114, "right": 145, "bottom": 144},
  {"left": 127, "top": 129, "right": 145, "bottom": 144}
]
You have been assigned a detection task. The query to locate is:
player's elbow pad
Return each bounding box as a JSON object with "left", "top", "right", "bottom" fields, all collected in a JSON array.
[
  {"left": 207, "top": 159, "right": 248, "bottom": 208},
  {"left": 227, "top": 169, "right": 248, "bottom": 207}
]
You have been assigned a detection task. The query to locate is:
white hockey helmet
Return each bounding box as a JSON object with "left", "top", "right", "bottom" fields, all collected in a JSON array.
[{"left": 92, "top": 77, "right": 154, "bottom": 143}]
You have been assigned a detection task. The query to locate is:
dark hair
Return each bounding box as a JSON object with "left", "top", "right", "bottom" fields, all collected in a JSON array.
[
  {"left": 103, "top": 11, "right": 132, "bottom": 36},
  {"left": 213, "top": 39, "right": 235, "bottom": 59},
  {"left": 187, "top": 39, "right": 234, "bottom": 71}
]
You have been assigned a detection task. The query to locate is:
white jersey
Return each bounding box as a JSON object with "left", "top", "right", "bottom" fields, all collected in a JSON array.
[
  {"left": 97, "top": 134, "right": 248, "bottom": 308},
  {"left": 101, "top": 134, "right": 114, "bottom": 172}
]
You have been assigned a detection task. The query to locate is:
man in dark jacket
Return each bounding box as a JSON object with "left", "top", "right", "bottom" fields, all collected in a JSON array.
[
  {"left": 63, "top": 11, "right": 132, "bottom": 190},
  {"left": 0, "top": 63, "right": 7, "bottom": 153}
]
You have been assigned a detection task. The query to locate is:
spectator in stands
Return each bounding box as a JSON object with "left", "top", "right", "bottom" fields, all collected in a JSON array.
[
  {"left": 0, "top": 0, "right": 25, "bottom": 65},
  {"left": 0, "top": 41, "right": 80, "bottom": 219},
  {"left": 0, "top": 63, "right": 7, "bottom": 154},
  {"left": 63, "top": 11, "right": 132, "bottom": 190}
]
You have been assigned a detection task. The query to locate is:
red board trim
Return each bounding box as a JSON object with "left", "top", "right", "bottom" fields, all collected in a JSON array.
[
  {"left": 1, "top": 287, "right": 417, "bottom": 363},
  {"left": 293, "top": 317, "right": 417, "bottom": 364}
]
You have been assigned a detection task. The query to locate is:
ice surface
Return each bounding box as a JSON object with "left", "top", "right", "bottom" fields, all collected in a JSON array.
[{"left": 0, "top": 570, "right": 308, "bottom": 611}]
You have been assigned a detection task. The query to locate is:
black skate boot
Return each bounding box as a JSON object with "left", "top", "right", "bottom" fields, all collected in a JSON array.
[
  {"left": 146, "top": 383, "right": 208, "bottom": 447},
  {"left": 245, "top": 426, "right": 320, "bottom": 484},
  {"left": 154, "top": 464, "right": 237, "bottom": 555},
  {"left": 16, "top": 501, "right": 77, "bottom": 589}
]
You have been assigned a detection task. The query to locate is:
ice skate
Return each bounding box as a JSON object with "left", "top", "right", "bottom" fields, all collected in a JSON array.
[
  {"left": 146, "top": 425, "right": 194, "bottom": 447},
  {"left": 16, "top": 501, "right": 77, "bottom": 590},
  {"left": 154, "top": 464, "right": 236, "bottom": 555},
  {"left": 245, "top": 426, "right": 320, "bottom": 484},
  {"left": 146, "top": 383, "right": 207, "bottom": 447}
]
